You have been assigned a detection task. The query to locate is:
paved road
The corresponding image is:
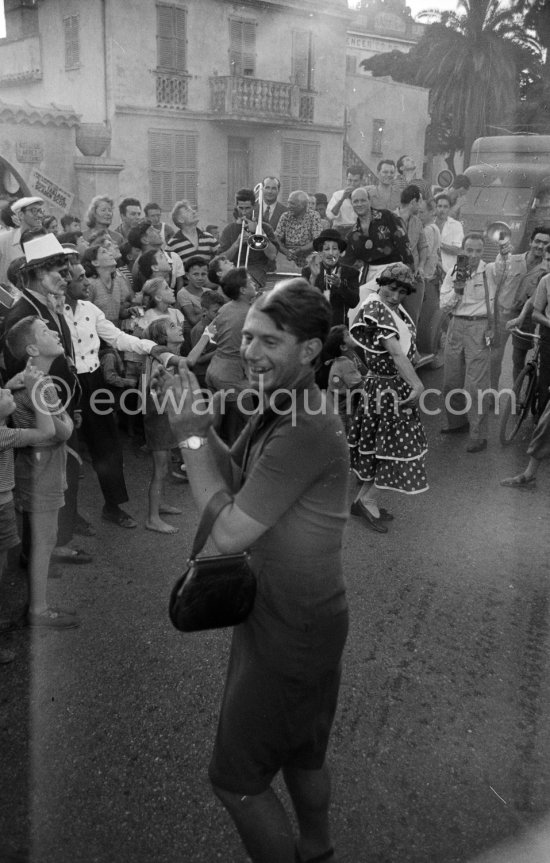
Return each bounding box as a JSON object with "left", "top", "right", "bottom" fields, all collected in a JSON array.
[{"left": 1, "top": 363, "right": 549, "bottom": 863}]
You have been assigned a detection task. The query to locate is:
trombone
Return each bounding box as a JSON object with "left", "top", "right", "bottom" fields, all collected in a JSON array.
[{"left": 237, "top": 182, "right": 269, "bottom": 267}]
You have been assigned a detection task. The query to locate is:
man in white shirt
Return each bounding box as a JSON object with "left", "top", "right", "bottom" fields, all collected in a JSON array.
[
  {"left": 440, "top": 233, "right": 497, "bottom": 452},
  {"left": 63, "top": 263, "right": 180, "bottom": 529},
  {"left": 435, "top": 193, "right": 464, "bottom": 277},
  {"left": 326, "top": 166, "right": 365, "bottom": 236}
]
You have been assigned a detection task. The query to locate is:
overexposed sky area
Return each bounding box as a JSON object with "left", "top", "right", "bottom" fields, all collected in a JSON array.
[
  {"left": 347, "top": 0, "right": 461, "bottom": 16},
  {"left": 0, "top": 0, "right": 459, "bottom": 39}
]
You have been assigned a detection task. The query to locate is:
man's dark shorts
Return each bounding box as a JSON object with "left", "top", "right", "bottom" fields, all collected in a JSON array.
[{"left": 209, "top": 606, "right": 349, "bottom": 796}]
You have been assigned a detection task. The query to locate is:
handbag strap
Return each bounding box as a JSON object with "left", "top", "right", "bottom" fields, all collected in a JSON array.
[{"left": 190, "top": 488, "right": 235, "bottom": 559}]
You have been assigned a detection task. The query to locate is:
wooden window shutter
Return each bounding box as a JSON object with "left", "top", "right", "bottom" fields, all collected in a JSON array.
[
  {"left": 157, "top": 4, "right": 186, "bottom": 71},
  {"left": 174, "top": 7, "right": 187, "bottom": 72},
  {"left": 292, "top": 31, "right": 313, "bottom": 90},
  {"left": 281, "top": 140, "right": 319, "bottom": 199},
  {"left": 149, "top": 130, "right": 175, "bottom": 211},
  {"left": 229, "top": 18, "right": 256, "bottom": 76},
  {"left": 174, "top": 132, "right": 198, "bottom": 206},
  {"left": 64, "top": 15, "right": 80, "bottom": 70}
]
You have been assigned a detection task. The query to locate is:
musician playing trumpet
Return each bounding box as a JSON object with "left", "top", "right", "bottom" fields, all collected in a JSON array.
[
  {"left": 218, "top": 188, "right": 279, "bottom": 291},
  {"left": 302, "top": 229, "right": 360, "bottom": 325}
]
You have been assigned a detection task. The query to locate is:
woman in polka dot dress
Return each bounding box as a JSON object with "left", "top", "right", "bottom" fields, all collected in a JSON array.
[{"left": 348, "top": 263, "right": 428, "bottom": 533}]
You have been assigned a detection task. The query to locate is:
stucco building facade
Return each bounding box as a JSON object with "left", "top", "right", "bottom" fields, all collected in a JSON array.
[{"left": 0, "top": 0, "right": 429, "bottom": 226}]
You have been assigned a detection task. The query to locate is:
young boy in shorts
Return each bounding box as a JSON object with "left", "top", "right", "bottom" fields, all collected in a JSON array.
[
  {"left": 5, "top": 317, "right": 76, "bottom": 630},
  {"left": 0, "top": 363, "right": 58, "bottom": 662}
]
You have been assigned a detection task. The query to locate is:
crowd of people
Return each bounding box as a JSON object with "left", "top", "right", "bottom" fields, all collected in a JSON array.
[{"left": 0, "top": 161, "right": 549, "bottom": 862}]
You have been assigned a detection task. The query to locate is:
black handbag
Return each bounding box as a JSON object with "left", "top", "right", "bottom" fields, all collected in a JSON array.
[{"left": 169, "top": 488, "right": 256, "bottom": 632}]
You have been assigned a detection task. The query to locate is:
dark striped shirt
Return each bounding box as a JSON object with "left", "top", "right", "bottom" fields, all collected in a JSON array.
[{"left": 167, "top": 228, "right": 218, "bottom": 268}]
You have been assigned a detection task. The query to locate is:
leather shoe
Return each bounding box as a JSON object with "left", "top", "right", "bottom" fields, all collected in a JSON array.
[
  {"left": 350, "top": 500, "right": 388, "bottom": 533},
  {"left": 466, "top": 438, "right": 487, "bottom": 453},
  {"left": 441, "top": 423, "right": 470, "bottom": 435},
  {"left": 350, "top": 501, "right": 393, "bottom": 521}
]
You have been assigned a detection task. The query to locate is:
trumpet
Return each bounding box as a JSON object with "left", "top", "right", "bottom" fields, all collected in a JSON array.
[
  {"left": 237, "top": 183, "right": 268, "bottom": 268},
  {"left": 248, "top": 183, "right": 269, "bottom": 253}
]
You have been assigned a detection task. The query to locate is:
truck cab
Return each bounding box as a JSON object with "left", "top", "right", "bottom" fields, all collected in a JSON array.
[{"left": 460, "top": 135, "right": 550, "bottom": 259}]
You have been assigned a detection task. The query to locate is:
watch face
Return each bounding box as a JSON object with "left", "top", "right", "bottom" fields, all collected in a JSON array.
[{"left": 186, "top": 436, "right": 203, "bottom": 449}]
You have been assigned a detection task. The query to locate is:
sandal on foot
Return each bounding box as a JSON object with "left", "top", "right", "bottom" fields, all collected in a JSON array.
[
  {"left": 500, "top": 474, "right": 536, "bottom": 489},
  {"left": 295, "top": 847, "right": 335, "bottom": 863},
  {"left": 101, "top": 508, "right": 137, "bottom": 529}
]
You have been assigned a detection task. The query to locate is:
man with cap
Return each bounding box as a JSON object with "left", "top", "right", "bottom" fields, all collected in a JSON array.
[
  {"left": 301, "top": 229, "right": 360, "bottom": 325},
  {"left": 2, "top": 233, "right": 94, "bottom": 562},
  {"left": 0, "top": 196, "right": 44, "bottom": 284}
]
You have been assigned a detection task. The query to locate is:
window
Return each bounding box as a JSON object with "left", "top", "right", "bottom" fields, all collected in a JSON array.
[
  {"left": 157, "top": 4, "right": 187, "bottom": 72},
  {"left": 229, "top": 18, "right": 256, "bottom": 77},
  {"left": 281, "top": 140, "right": 320, "bottom": 201},
  {"left": 149, "top": 130, "right": 198, "bottom": 210},
  {"left": 372, "top": 119, "right": 385, "bottom": 154},
  {"left": 291, "top": 30, "right": 314, "bottom": 91},
  {"left": 64, "top": 15, "right": 80, "bottom": 71}
]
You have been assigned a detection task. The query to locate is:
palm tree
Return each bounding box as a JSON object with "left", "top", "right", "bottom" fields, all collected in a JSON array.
[{"left": 415, "top": 0, "right": 541, "bottom": 166}]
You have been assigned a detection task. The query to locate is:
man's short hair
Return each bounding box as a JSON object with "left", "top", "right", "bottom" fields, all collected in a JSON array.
[
  {"left": 396, "top": 155, "right": 410, "bottom": 175},
  {"left": 347, "top": 165, "right": 364, "bottom": 178},
  {"left": 127, "top": 220, "right": 153, "bottom": 249},
  {"left": 119, "top": 197, "right": 141, "bottom": 216},
  {"left": 186, "top": 255, "right": 209, "bottom": 272},
  {"left": 262, "top": 176, "right": 281, "bottom": 190},
  {"left": 235, "top": 188, "right": 255, "bottom": 205},
  {"left": 201, "top": 289, "right": 225, "bottom": 310},
  {"left": 462, "top": 232, "right": 485, "bottom": 247},
  {"left": 377, "top": 159, "right": 396, "bottom": 172},
  {"left": 255, "top": 278, "right": 331, "bottom": 344},
  {"left": 171, "top": 199, "right": 192, "bottom": 227},
  {"left": 530, "top": 225, "right": 550, "bottom": 241},
  {"left": 137, "top": 248, "right": 161, "bottom": 280},
  {"left": 58, "top": 231, "right": 83, "bottom": 247},
  {"left": 60, "top": 214, "right": 80, "bottom": 230},
  {"left": 208, "top": 255, "right": 229, "bottom": 285},
  {"left": 400, "top": 185, "right": 422, "bottom": 205},
  {"left": 452, "top": 174, "right": 471, "bottom": 191},
  {"left": 5, "top": 315, "right": 40, "bottom": 360},
  {"left": 221, "top": 267, "right": 248, "bottom": 301},
  {"left": 435, "top": 193, "right": 451, "bottom": 206},
  {"left": 144, "top": 202, "right": 161, "bottom": 215}
]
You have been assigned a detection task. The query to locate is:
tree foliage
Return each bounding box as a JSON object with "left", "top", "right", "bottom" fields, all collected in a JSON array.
[{"left": 360, "top": 0, "right": 544, "bottom": 165}]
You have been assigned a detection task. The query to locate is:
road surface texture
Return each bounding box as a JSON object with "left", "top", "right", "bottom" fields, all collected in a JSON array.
[{"left": 1, "top": 363, "right": 549, "bottom": 863}]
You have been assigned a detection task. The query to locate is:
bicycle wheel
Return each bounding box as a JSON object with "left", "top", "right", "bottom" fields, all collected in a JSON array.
[{"left": 499, "top": 365, "right": 537, "bottom": 445}]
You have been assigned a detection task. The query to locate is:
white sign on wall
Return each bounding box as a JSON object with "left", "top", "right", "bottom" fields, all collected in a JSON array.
[{"left": 29, "top": 168, "right": 74, "bottom": 212}]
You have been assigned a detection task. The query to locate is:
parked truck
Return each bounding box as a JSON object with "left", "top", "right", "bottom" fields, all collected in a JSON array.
[{"left": 460, "top": 135, "right": 550, "bottom": 259}]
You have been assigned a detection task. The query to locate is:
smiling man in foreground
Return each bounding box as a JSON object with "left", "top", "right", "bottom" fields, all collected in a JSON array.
[{"left": 154, "top": 279, "right": 349, "bottom": 863}]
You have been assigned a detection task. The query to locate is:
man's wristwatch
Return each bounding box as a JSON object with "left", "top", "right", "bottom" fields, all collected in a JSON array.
[{"left": 178, "top": 435, "right": 208, "bottom": 450}]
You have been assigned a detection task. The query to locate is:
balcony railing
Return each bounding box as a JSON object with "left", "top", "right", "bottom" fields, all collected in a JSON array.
[
  {"left": 0, "top": 35, "right": 42, "bottom": 87},
  {"left": 155, "top": 71, "right": 190, "bottom": 110},
  {"left": 210, "top": 76, "right": 314, "bottom": 123}
]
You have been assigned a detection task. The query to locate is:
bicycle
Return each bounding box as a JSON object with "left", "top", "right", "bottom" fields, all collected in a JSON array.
[{"left": 499, "top": 329, "right": 541, "bottom": 445}]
